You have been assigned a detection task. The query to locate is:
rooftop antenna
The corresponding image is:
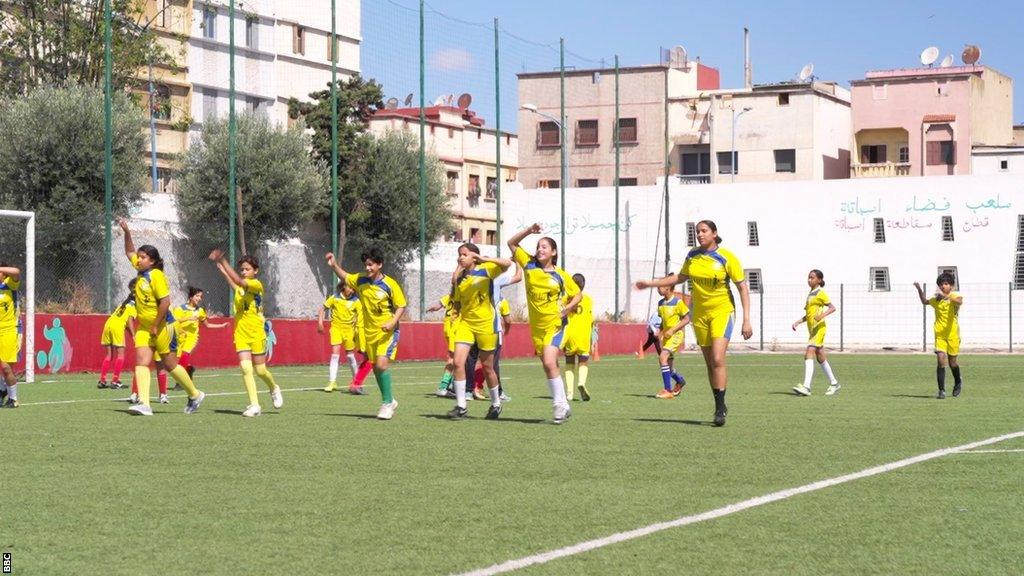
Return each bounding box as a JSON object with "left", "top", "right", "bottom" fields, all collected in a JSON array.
[
  {"left": 385, "top": 97, "right": 399, "bottom": 110},
  {"left": 939, "top": 54, "right": 954, "bottom": 68},
  {"left": 961, "top": 44, "right": 981, "bottom": 65},
  {"left": 403, "top": 93, "right": 414, "bottom": 107},
  {"left": 798, "top": 62, "right": 815, "bottom": 82},
  {"left": 457, "top": 92, "right": 473, "bottom": 111},
  {"left": 669, "top": 45, "right": 688, "bottom": 70},
  {"left": 920, "top": 46, "right": 940, "bottom": 67}
]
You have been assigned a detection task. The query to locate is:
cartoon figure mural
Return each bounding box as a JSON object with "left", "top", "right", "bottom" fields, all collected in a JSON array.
[
  {"left": 264, "top": 320, "right": 277, "bottom": 363},
  {"left": 37, "top": 317, "right": 73, "bottom": 373}
]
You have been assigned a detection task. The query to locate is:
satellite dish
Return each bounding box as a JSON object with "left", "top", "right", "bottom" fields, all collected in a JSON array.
[
  {"left": 920, "top": 46, "right": 939, "bottom": 66},
  {"left": 457, "top": 93, "right": 472, "bottom": 110},
  {"left": 385, "top": 97, "right": 399, "bottom": 110},
  {"left": 798, "top": 63, "right": 814, "bottom": 82},
  {"left": 940, "top": 54, "right": 954, "bottom": 68},
  {"left": 669, "top": 45, "right": 688, "bottom": 69},
  {"left": 433, "top": 95, "right": 446, "bottom": 106},
  {"left": 403, "top": 93, "right": 414, "bottom": 107},
  {"left": 961, "top": 44, "right": 981, "bottom": 65}
]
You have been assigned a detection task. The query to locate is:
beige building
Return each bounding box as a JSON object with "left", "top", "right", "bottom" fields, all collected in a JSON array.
[
  {"left": 370, "top": 106, "right": 518, "bottom": 245},
  {"left": 517, "top": 62, "right": 721, "bottom": 189}
]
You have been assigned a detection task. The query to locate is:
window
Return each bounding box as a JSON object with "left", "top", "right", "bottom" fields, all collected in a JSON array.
[
  {"left": 745, "top": 269, "right": 762, "bottom": 293},
  {"left": 577, "top": 179, "right": 599, "bottom": 188},
  {"left": 941, "top": 216, "right": 955, "bottom": 242},
  {"left": 246, "top": 17, "right": 258, "bottom": 50},
  {"left": 477, "top": 129, "right": 482, "bottom": 140},
  {"left": 899, "top": 145, "right": 910, "bottom": 163},
  {"left": 747, "top": 221, "right": 759, "bottom": 246},
  {"left": 156, "top": 167, "right": 175, "bottom": 194},
  {"left": 717, "top": 151, "right": 737, "bottom": 175},
  {"left": 202, "top": 91, "right": 216, "bottom": 119},
  {"left": 537, "top": 121, "right": 560, "bottom": 148},
  {"left": 869, "top": 267, "right": 890, "bottom": 292},
  {"left": 686, "top": 222, "right": 697, "bottom": 247},
  {"left": 777, "top": 93, "right": 789, "bottom": 106},
  {"left": 926, "top": 141, "right": 956, "bottom": 166},
  {"left": 774, "top": 149, "right": 796, "bottom": 173},
  {"left": 1001, "top": 159, "right": 1009, "bottom": 171},
  {"left": 860, "top": 145, "right": 887, "bottom": 164},
  {"left": 159, "top": 0, "right": 170, "bottom": 28},
  {"left": 485, "top": 230, "right": 496, "bottom": 245},
  {"left": 202, "top": 7, "right": 216, "bottom": 39},
  {"left": 872, "top": 84, "right": 887, "bottom": 100},
  {"left": 682, "top": 152, "right": 710, "bottom": 176},
  {"left": 469, "top": 227, "right": 480, "bottom": 242},
  {"left": 576, "top": 120, "right": 599, "bottom": 146},
  {"left": 937, "top": 267, "right": 959, "bottom": 290},
  {"left": 485, "top": 177, "right": 497, "bottom": 199},
  {"left": 937, "top": 80, "right": 950, "bottom": 96},
  {"left": 538, "top": 179, "right": 560, "bottom": 189},
  {"left": 292, "top": 25, "right": 305, "bottom": 55},
  {"left": 445, "top": 171, "right": 458, "bottom": 196},
  {"left": 615, "top": 177, "right": 638, "bottom": 187},
  {"left": 468, "top": 175, "right": 480, "bottom": 195},
  {"left": 152, "top": 84, "right": 171, "bottom": 120},
  {"left": 873, "top": 218, "right": 886, "bottom": 243},
  {"left": 617, "top": 118, "right": 638, "bottom": 144}
]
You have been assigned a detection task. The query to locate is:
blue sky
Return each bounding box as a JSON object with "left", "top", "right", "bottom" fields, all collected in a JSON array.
[{"left": 363, "top": 0, "right": 1023, "bottom": 128}]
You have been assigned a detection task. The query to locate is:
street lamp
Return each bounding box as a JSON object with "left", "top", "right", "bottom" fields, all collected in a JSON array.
[
  {"left": 522, "top": 103, "right": 568, "bottom": 263},
  {"left": 731, "top": 106, "right": 752, "bottom": 183}
]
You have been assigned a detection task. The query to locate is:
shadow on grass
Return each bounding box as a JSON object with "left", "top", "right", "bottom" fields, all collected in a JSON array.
[
  {"left": 768, "top": 391, "right": 803, "bottom": 396},
  {"left": 623, "top": 393, "right": 659, "bottom": 399},
  {"left": 634, "top": 417, "right": 713, "bottom": 427},
  {"left": 891, "top": 394, "right": 940, "bottom": 400},
  {"left": 213, "top": 408, "right": 279, "bottom": 416},
  {"left": 324, "top": 413, "right": 381, "bottom": 419},
  {"left": 419, "top": 414, "right": 547, "bottom": 425}
]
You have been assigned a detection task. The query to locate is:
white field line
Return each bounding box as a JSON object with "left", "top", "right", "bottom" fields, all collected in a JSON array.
[
  {"left": 455, "top": 429, "right": 1024, "bottom": 576},
  {"left": 958, "top": 448, "right": 1024, "bottom": 454}
]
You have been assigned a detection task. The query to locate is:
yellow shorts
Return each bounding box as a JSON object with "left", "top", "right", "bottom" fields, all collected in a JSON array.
[
  {"left": 365, "top": 330, "right": 400, "bottom": 360},
  {"left": 453, "top": 321, "right": 498, "bottom": 352},
  {"left": 661, "top": 332, "right": 685, "bottom": 354},
  {"left": 936, "top": 335, "right": 960, "bottom": 356},
  {"left": 100, "top": 324, "right": 126, "bottom": 347},
  {"left": 690, "top": 309, "right": 734, "bottom": 347},
  {"left": 0, "top": 330, "right": 21, "bottom": 364},
  {"left": 807, "top": 324, "right": 826, "bottom": 348},
  {"left": 563, "top": 330, "right": 592, "bottom": 357},
  {"left": 135, "top": 324, "right": 178, "bottom": 357},
  {"left": 177, "top": 334, "right": 199, "bottom": 355},
  {"left": 530, "top": 320, "right": 568, "bottom": 356},
  {"left": 444, "top": 319, "right": 456, "bottom": 354},
  {"left": 330, "top": 325, "right": 356, "bottom": 350},
  {"left": 235, "top": 334, "right": 268, "bottom": 355}
]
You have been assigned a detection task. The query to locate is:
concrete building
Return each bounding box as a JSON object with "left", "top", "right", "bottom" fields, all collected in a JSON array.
[
  {"left": 369, "top": 106, "right": 518, "bottom": 245},
  {"left": 850, "top": 65, "right": 1014, "bottom": 178},
  {"left": 517, "top": 61, "right": 720, "bottom": 189}
]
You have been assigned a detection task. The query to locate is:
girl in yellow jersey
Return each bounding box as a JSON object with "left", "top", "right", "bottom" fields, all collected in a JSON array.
[
  {"left": 326, "top": 248, "right": 407, "bottom": 420},
  {"left": 563, "top": 273, "right": 594, "bottom": 402},
  {"left": 444, "top": 243, "right": 511, "bottom": 420},
  {"left": 507, "top": 224, "right": 581, "bottom": 425},
  {"left": 209, "top": 250, "right": 283, "bottom": 417},
  {"left": 98, "top": 280, "right": 137, "bottom": 390},
  {"left": 0, "top": 262, "right": 22, "bottom": 408},
  {"left": 653, "top": 285, "right": 691, "bottom": 400},
  {"left": 426, "top": 292, "right": 458, "bottom": 397},
  {"left": 117, "top": 219, "right": 205, "bottom": 416},
  {"left": 172, "top": 286, "right": 229, "bottom": 382},
  {"left": 318, "top": 281, "right": 362, "bottom": 392},
  {"left": 791, "top": 270, "right": 840, "bottom": 397},
  {"left": 915, "top": 272, "right": 964, "bottom": 399},
  {"left": 636, "top": 220, "right": 752, "bottom": 427}
]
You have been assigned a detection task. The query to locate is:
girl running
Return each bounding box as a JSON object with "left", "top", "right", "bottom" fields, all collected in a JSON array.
[
  {"left": 98, "top": 279, "right": 138, "bottom": 390},
  {"left": 791, "top": 269, "right": 840, "bottom": 396},
  {"left": 318, "top": 281, "right": 362, "bottom": 393},
  {"left": 563, "top": 273, "right": 594, "bottom": 401},
  {"left": 507, "top": 224, "right": 582, "bottom": 424},
  {"left": 636, "top": 220, "right": 752, "bottom": 426},
  {"left": 426, "top": 292, "right": 458, "bottom": 398},
  {"left": 172, "top": 286, "right": 229, "bottom": 383},
  {"left": 653, "top": 284, "right": 690, "bottom": 400},
  {"left": 209, "top": 249, "right": 283, "bottom": 417}
]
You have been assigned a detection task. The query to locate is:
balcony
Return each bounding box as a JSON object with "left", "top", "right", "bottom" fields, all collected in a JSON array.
[
  {"left": 675, "top": 174, "right": 711, "bottom": 185},
  {"left": 851, "top": 162, "right": 911, "bottom": 178}
]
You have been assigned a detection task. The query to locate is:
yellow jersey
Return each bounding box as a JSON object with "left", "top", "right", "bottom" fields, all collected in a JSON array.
[
  {"left": 928, "top": 292, "right": 961, "bottom": 338},
  {"left": 0, "top": 276, "right": 20, "bottom": 333},
  {"left": 567, "top": 293, "right": 594, "bottom": 340},
  {"left": 680, "top": 247, "right": 745, "bottom": 313},
  {"left": 172, "top": 304, "right": 207, "bottom": 346},
  {"left": 233, "top": 279, "right": 266, "bottom": 339},
  {"left": 106, "top": 301, "right": 138, "bottom": 333},
  {"left": 657, "top": 295, "right": 690, "bottom": 333},
  {"left": 804, "top": 288, "right": 831, "bottom": 331},
  {"left": 512, "top": 246, "right": 580, "bottom": 327},
  {"left": 324, "top": 292, "right": 359, "bottom": 330},
  {"left": 130, "top": 253, "right": 172, "bottom": 328},
  {"left": 454, "top": 262, "right": 504, "bottom": 333},
  {"left": 497, "top": 298, "right": 510, "bottom": 318},
  {"left": 345, "top": 272, "right": 407, "bottom": 337}
]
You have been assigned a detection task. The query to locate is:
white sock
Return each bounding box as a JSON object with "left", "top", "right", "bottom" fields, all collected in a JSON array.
[
  {"left": 819, "top": 360, "right": 838, "bottom": 385},
  {"left": 346, "top": 353, "right": 358, "bottom": 377},
  {"left": 489, "top": 385, "right": 501, "bottom": 407},
  {"left": 328, "top": 354, "right": 340, "bottom": 383},
  {"left": 803, "top": 359, "right": 814, "bottom": 388},
  {"left": 454, "top": 379, "right": 467, "bottom": 409},
  {"left": 6, "top": 383, "right": 16, "bottom": 401},
  {"left": 548, "top": 377, "right": 568, "bottom": 407}
]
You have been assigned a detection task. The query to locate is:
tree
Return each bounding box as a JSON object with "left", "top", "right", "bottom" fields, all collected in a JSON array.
[
  {"left": 175, "top": 112, "right": 328, "bottom": 254},
  {"left": 0, "top": 0, "right": 172, "bottom": 96},
  {"left": 0, "top": 84, "right": 146, "bottom": 308}
]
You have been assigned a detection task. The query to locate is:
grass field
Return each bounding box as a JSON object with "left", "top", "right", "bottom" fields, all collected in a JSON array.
[{"left": 2, "top": 353, "right": 1022, "bottom": 575}]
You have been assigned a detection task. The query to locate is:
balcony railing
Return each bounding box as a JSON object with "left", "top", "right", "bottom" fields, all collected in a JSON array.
[
  {"left": 851, "top": 162, "right": 912, "bottom": 178},
  {"left": 675, "top": 174, "right": 711, "bottom": 185}
]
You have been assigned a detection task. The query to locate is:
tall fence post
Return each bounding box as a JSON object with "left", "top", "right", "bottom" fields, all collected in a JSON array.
[
  {"left": 417, "top": 0, "right": 426, "bottom": 320},
  {"left": 922, "top": 283, "right": 927, "bottom": 352},
  {"left": 662, "top": 67, "right": 670, "bottom": 275},
  {"left": 758, "top": 287, "right": 764, "bottom": 351},
  {"left": 839, "top": 283, "right": 844, "bottom": 352},
  {"left": 613, "top": 55, "right": 620, "bottom": 321},
  {"left": 1010, "top": 281, "right": 1014, "bottom": 353},
  {"left": 493, "top": 17, "right": 501, "bottom": 256}
]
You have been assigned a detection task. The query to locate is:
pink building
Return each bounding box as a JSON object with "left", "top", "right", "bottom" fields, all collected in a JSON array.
[{"left": 850, "top": 65, "right": 1013, "bottom": 178}]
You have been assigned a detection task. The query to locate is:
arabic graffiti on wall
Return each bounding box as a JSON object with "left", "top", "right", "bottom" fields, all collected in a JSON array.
[
  {"left": 513, "top": 213, "right": 638, "bottom": 236},
  {"left": 834, "top": 194, "right": 1011, "bottom": 233}
]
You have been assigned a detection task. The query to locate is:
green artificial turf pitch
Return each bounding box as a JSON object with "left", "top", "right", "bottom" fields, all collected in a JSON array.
[{"left": 1, "top": 353, "right": 1022, "bottom": 575}]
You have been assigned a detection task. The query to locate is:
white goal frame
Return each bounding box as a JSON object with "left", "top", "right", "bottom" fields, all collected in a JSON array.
[{"left": 1, "top": 210, "right": 35, "bottom": 383}]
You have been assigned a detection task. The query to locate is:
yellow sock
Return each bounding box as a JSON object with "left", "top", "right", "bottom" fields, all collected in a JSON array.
[
  {"left": 254, "top": 363, "right": 278, "bottom": 391},
  {"left": 578, "top": 364, "right": 589, "bottom": 388},
  {"left": 240, "top": 360, "right": 259, "bottom": 406},
  {"left": 168, "top": 364, "right": 199, "bottom": 397},
  {"left": 135, "top": 365, "right": 151, "bottom": 406},
  {"left": 564, "top": 366, "right": 575, "bottom": 400}
]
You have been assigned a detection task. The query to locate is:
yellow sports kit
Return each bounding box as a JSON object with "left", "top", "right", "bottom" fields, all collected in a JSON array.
[
  {"left": 0, "top": 276, "right": 21, "bottom": 363},
  {"left": 345, "top": 272, "right": 407, "bottom": 360},
  {"left": 512, "top": 246, "right": 580, "bottom": 355},
  {"left": 680, "top": 247, "right": 745, "bottom": 347},
  {"left": 440, "top": 294, "right": 458, "bottom": 353},
  {"left": 323, "top": 292, "right": 360, "bottom": 350},
  {"left": 563, "top": 293, "right": 594, "bottom": 357},
  {"left": 130, "top": 254, "right": 179, "bottom": 357},
  {"left": 101, "top": 302, "right": 137, "bottom": 348},
  {"left": 452, "top": 262, "right": 504, "bottom": 352},
  {"left": 657, "top": 294, "right": 690, "bottom": 354},
  {"left": 233, "top": 278, "right": 268, "bottom": 355},
  {"left": 172, "top": 304, "right": 206, "bottom": 354},
  {"left": 804, "top": 288, "right": 830, "bottom": 348},
  {"left": 929, "top": 292, "right": 962, "bottom": 356}
]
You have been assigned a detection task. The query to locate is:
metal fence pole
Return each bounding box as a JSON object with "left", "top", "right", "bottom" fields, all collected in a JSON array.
[
  {"left": 559, "top": 38, "right": 566, "bottom": 268},
  {"left": 330, "top": 0, "right": 339, "bottom": 254},
  {"left": 922, "top": 283, "right": 927, "bottom": 352},
  {"left": 839, "top": 283, "right": 844, "bottom": 352},
  {"left": 493, "top": 18, "right": 501, "bottom": 256},
  {"left": 417, "top": 0, "right": 426, "bottom": 320},
  {"left": 662, "top": 67, "right": 670, "bottom": 275},
  {"left": 614, "top": 55, "right": 620, "bottom": 321},
  {"left": 102, "top": 0, "right": 113, "bottom": 312},
  {"left": 758, "top": 287, "right": 764, "bottom": 351},
  {"left": 1010, "top": 281, "right": 1014, "bottom": 353}
]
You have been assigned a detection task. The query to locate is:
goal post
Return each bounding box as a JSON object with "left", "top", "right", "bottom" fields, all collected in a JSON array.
[{"left": 0, "top": 210, "right": 35, "bottom": 383}]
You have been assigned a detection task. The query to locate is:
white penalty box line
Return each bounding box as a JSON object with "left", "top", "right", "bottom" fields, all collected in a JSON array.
[{"left": 456, "top": 429, "right": 1024, "bottom": 576}]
